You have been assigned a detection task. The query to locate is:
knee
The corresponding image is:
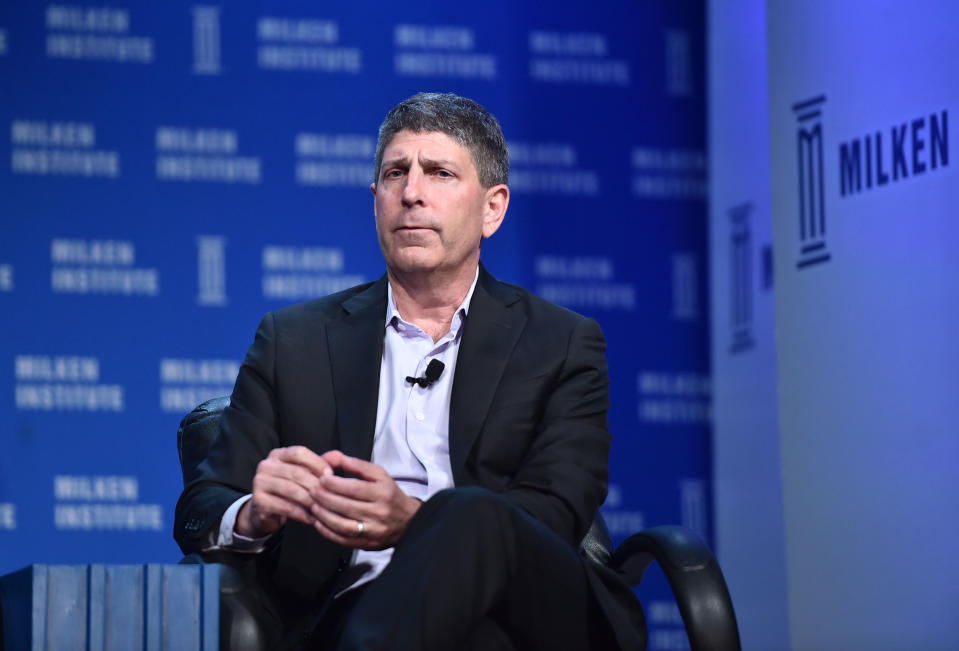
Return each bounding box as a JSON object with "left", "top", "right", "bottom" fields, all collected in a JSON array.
[
  {"left": 435, "top": 486, "right": 509, "bottom": 515},
  {"left": 419, "top": 487, "right": 515, "bottom": 533}
]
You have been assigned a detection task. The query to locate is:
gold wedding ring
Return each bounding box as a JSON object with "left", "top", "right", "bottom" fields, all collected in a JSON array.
[{"left": 355, "top": 520, "right": 365, "bottom": 537}]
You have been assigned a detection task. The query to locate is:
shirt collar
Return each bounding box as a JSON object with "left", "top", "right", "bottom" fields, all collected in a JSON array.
[{"left": 386, "top": 267, "right": 480, "bottom": 333}]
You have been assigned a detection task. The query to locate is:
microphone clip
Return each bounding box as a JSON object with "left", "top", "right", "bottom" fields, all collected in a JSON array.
[{"left": 406, "top": 359, "right": 445, "bottom": 389}]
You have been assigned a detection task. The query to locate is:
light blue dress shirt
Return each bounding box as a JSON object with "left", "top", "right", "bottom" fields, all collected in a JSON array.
[{"left": 346, "top": 271, "right": 477, "bottom": 590}]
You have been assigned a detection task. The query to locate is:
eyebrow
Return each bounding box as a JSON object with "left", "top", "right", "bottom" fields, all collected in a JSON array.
[
  {"left": 381, "top": 156, "right": 411, "bottom": 171},
  {"left": 380, "top": 156, "right": 459, "bottom": 172},
  {"left": 419, "top": 157, "right": 458, "bottom": 170}
]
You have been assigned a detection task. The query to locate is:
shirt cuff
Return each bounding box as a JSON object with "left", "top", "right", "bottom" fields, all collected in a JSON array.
[{"left": 207, "top": 494, "right": 273, "bottom": 553}]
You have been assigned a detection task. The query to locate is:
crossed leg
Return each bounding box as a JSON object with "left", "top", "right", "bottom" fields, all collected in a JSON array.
[{"left": 332, "top": 487, "right": 608, "bottom": 651}]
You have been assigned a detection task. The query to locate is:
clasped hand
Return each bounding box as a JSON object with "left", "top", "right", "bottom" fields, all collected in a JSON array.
[{"left": 235, "top": 446, "right": 421, "bottom": 550}]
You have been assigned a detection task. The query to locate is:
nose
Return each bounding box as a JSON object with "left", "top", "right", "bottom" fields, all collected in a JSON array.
[{"left": 401, "top": 169, "right": 424, "bottom": 208}]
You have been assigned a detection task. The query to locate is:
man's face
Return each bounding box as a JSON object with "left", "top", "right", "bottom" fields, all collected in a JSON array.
[{"left": 372, "top": 130, "right": 506, "bottom": 278}]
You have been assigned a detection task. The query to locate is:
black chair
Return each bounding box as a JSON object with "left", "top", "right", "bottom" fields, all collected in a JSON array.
[{"left": 178, "top": 397, "right": 740, "bottom": 651}]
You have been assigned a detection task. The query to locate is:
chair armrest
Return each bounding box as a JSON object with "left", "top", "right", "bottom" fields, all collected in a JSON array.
[
  {"left": 609, "top": 525, "right": 741, "bottom": 651},
  {"left": 578, "top": 513, "right": 614, "bottom": 566}
]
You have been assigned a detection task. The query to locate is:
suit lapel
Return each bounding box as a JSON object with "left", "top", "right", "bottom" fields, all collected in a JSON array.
[
  {"left": 326, "top": 275, "right": 388, "bottom": 461},
  {"left": 449, "top": 267, "right": 526, "bottom": 479}
]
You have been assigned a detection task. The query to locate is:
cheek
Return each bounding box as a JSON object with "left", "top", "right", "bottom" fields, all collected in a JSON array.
[
  {"left": 374, "top": 218, "right": 392, "bottom": 251},
  {"left": 452, "top": 201, "right": 485, "bottom": 237}
]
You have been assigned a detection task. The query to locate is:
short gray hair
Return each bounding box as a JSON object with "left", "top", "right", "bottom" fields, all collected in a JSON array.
[{"left": 374, "top": 92, "right": 509, "bottom": 188}]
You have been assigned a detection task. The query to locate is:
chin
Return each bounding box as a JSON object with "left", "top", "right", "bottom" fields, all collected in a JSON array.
[{"left": 389, "top": 256, "right": 442, "bottom": 275}]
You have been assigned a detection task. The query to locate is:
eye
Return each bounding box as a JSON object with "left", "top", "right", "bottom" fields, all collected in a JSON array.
[
  {"left": 385, "top": 169, "right": 403, "bottom": 179},
  {"left": 434, "top": 169, "right": 453, "bottom": 178}
]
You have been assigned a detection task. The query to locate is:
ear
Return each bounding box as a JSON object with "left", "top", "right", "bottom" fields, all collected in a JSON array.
[
  {"left": 481, "top": 184, "right": 509, "bottom": 239},
  {"left": 370, "top": 182, "right": 377, "bottom": 217}
]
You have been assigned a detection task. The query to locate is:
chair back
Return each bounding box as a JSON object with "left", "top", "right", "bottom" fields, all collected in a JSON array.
[{"left": 177, "top": 396, "right": 231, "bottom": 487}]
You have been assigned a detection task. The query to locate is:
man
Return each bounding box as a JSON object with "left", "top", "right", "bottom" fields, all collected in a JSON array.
[{"left": 175, "top": 92, "right": 645, "bottom": 650}]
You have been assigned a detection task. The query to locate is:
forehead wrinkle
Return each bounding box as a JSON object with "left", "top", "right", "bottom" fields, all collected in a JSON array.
[{"left": 381, "top": 131, "right": 478, "bottom": 181}]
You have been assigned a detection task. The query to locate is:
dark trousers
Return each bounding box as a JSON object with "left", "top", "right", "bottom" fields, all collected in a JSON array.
[{"left": 311, "top": 487, "right": 615, "bottom": 651}]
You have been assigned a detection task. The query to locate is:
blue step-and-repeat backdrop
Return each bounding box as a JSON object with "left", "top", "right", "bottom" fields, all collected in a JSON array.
[{"left": 0, "top": 3, "right": 707, "bottom": 643}]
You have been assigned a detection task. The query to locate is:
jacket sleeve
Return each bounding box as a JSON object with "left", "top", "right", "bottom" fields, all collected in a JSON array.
[
  {"left": 500, "top": 316, "right": 612, "bottom": 547},
  {"left": 173, "top": 312, "right": 281, "bottom": 555}
]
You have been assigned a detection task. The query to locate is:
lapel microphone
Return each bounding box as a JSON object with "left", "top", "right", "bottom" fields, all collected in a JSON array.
[{"left": 406, "top": 359, "right": 445, "bottom": 388}]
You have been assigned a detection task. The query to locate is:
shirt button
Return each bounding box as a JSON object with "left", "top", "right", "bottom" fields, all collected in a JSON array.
[{"left": 415, "top": 412, "right": 425, "bottom": 421}]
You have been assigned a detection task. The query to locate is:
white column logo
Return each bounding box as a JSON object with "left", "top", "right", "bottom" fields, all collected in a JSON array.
[
  {"left": 680, "top": 478, "right": 707, "bottom": 537},
  {"left": 728, "top": 203, "right": 754, "bottom": 352},
  {"left": 665, "top": 30, "right": 692, "bottom": 97},
  {"left": 671, "top": 252, "right": 698, "bottom": 320},
  {"left": 192, "top": 6, "right": 221, "bottom": 75},
  {"left": 0, "top": 264, "right": 13, "bottom": 292},
  {"left": 793, "top": 95, "right": 830, "bottom": 268},
  {"left": 196, "top": 236, "right": 227, "bottom": 306}
]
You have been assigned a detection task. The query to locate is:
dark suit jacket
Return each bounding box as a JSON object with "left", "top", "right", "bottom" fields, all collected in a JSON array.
[{"left": 174, "top": 266, "right": 644, "bottom": 649}]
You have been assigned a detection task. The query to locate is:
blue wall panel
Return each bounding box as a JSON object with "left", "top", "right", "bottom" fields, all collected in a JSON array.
[{"left": 0, "top": 3, "right": 708, "bottom": 645}]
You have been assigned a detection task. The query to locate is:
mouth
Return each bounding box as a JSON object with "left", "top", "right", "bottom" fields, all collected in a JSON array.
[{"left": 395, "top": 225, "right": 435, "bottom": 233}]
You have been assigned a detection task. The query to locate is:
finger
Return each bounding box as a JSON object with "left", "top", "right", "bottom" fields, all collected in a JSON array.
[
  {"left": 311, "top": 485, "right": 379, "bottom": 527},
  {"left": 310, "top": 493, "right": 380, "bottom": 536},
  {"left": 312, "top": 517, "right": 376, "bottom": 550},
  {"left": 316, "top": 474, "right": 379, "bottom": 502},
  {"left": 260, "top": 458, "right": 323, "bottom": 494},
  {"left": 272, "top": 446, "right": 333, "bottom": 478},
  {"left": 320, "top": 449, "right": 345, "bottom": 467},
  {"left": 251, "top": 492, "right": 314, "bottom": 526},
  {"left": 323, "top": 452, "right": 386, "bottom": 482},
  {"left": 311, "top": 501, "right": 375, "bottom": 544},
  {"left": 254, "top": 474, "right": 317, "bottom": 512}
]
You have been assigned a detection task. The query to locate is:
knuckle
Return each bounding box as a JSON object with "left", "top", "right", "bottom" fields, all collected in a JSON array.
[{"left": 259, "top": 458, "right": 277, "bottom": 475}]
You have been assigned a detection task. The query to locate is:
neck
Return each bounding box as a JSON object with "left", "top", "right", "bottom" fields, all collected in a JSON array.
[{"left": 388, "top": 262, "right": 478, "bottom": 341}]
